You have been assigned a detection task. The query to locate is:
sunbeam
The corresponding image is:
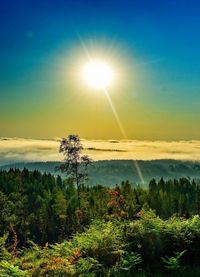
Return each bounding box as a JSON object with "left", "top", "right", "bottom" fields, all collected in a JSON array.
[{"left": 103, "top": 87, "right": 145, "bottom": 184}]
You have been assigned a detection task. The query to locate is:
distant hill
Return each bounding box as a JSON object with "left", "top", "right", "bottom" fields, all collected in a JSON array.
[{"left": 1, "top": 159, "right": 200, "bottom": 187}]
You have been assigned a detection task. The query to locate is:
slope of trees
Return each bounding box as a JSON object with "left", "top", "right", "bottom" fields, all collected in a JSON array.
[
  {"left": 1, "top": 165, "right": 200, "bottom": 275},
  {"left": 0, "top": 168, "right": 200, "bottom": 248}
]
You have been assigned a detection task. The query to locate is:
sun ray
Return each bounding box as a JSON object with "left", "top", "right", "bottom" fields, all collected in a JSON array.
[
  {"left": 103, "top": 87, "right": 145, "bottom": 184},
  {"left": 103, "top": 88, "right": 126, "bottom": 138}
]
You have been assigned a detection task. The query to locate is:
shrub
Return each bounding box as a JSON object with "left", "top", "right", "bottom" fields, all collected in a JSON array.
[
  {"left": 72, "top": 220, "right": 124, "bottom": 267},
  {"left": 161, "top": 250, "right": 186, "bottom": 271},
  {"left": 0, "top": 260, "right": 27, "bottom": 277}
]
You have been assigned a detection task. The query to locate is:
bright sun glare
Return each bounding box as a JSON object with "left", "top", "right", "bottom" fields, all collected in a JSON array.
[{"left": 82, "top": 60, "right": 113, "bottom": 89}]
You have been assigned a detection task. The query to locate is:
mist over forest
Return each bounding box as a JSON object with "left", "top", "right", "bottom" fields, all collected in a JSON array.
[{"left": 1, "top": 159, "right": 200, "bottom": 186}]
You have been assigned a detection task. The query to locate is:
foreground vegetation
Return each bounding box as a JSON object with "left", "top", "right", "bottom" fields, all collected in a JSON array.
[
  {"left": 1, "top": 167, "right": 200, "bottom": 275},
  {"left": 1, "top": 213, "right": 200, "bottom": 276}
]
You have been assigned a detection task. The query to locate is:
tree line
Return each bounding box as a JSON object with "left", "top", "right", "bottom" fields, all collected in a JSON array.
[{"left": 0, "top": 167, "right": 200, "bottom": 247}]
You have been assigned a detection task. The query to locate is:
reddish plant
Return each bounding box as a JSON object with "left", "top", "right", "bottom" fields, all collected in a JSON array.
[
  {"left": 107, "top": 188, "right": 127, "bottom": 218},
  {"left": 75, "top": 208, "right": 83, "bottom": 220},
  {"left": 68, "top": 249, "right": 81, "bottom": 265},
  {"left": 9, "top": 224, "right": 19, "bottom": 257}
]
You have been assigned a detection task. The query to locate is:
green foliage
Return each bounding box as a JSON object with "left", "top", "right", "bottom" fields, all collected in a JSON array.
[
  {"left": 108, "top": 251, "right": 142, "bottom": 277},
  {"left": 2, "top": 168, "right": 200, "bottom": 275},
  {"left": 161, "top": 250, "right": 186, "bottom": 271},
  {"left": 120, "top": 251, "right": 142, "bottom": 271},
  {"left": 0, "top": 261, "right": 27, "bottom": 277},
  {"left": 72, "top": 220, "right": 123, "bottom": 262},
  {"left": 32, "top": 257, "right": 75, "bottom": 277},
  {"left": 1, "top": 214, "right": 200, "bottom": 276},
  {"left": 75, "top": 257, "right": 101, "bottom": 276},
  {"left": 0, "top": 234, "right": 11, "bottom": 261}
]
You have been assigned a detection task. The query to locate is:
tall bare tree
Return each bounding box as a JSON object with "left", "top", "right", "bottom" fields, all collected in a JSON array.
[{"left": 57, "top": 135, "right": 92, "bottom": 209}]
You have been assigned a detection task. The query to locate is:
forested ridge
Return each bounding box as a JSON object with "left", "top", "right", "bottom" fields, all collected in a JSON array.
[
  {"left": 2, "top": 159, "right": 200, "bottom": 186},
  {"left": 1, "top": 168, "right": 200, "bottom": 276}
]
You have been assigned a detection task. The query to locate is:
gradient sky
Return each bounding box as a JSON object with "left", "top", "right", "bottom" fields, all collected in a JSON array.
[{"left": 1, "top": 0, "right": 200, "bottom": 140}]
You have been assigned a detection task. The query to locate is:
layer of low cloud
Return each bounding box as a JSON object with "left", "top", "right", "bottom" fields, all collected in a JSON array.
[{"left": 0, "top": 138, "right": 200, "bottom": 165}]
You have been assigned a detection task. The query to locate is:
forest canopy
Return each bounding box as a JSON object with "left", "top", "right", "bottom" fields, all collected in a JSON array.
[{"left": 1, "top": 168, "right": 200, "bottom": 275}]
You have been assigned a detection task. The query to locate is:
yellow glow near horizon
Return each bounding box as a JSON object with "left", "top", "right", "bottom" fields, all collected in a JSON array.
[{"left": 81, "top": 60, "right": 114, "bottom": 89}]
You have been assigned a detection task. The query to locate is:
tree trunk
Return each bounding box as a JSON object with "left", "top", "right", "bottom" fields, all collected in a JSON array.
[{"left": 75, "top": 165, "right": 81, "bottom": 209}]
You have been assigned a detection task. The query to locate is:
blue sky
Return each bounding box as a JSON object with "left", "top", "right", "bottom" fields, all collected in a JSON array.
[{"left": 0, "top": 0, "right": 200, "bottom": 139}]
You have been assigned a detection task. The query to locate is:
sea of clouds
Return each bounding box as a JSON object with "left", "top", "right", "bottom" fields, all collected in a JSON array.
[{"left": 0, "top": 137, "right": 200, "bottom": 165}]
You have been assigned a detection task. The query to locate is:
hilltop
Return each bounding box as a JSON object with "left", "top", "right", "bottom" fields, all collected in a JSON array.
[{"left": 1, "top": 159, "right": 200, "bottom": 186}]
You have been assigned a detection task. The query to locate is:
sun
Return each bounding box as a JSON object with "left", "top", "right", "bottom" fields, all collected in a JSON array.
[{"left": 82, "top": 60, "right": 113, "bottom": 89}]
